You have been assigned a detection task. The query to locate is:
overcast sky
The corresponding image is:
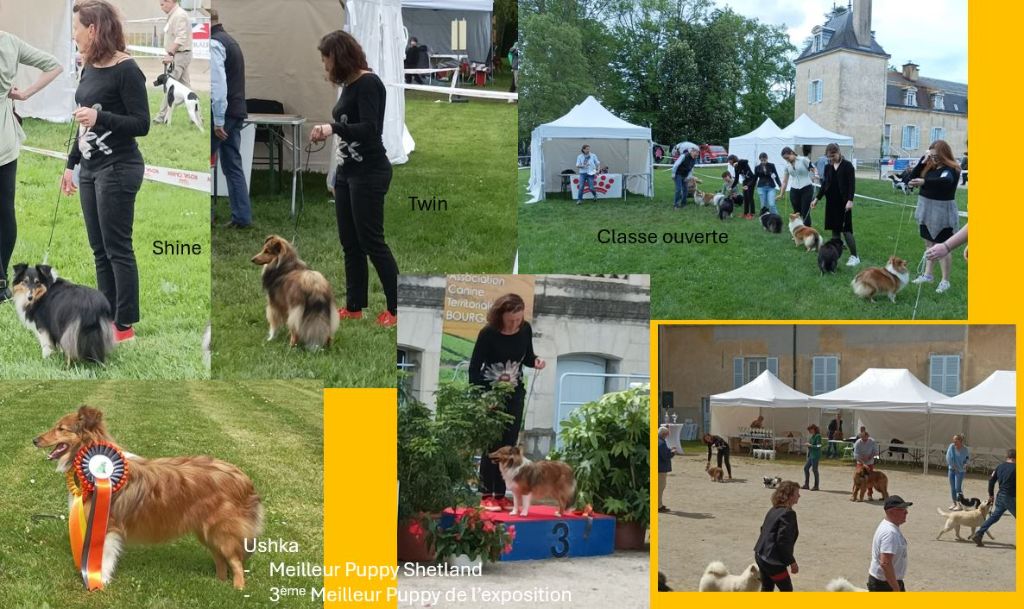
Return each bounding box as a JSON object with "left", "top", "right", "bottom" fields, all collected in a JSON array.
[{"left": 715, "top": 0, "right": 968, "bottom": 83}]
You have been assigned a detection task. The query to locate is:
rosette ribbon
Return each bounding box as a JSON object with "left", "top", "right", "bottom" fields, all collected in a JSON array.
[{"left": 68, "top": 442, "right": 128, "bottom": 590}]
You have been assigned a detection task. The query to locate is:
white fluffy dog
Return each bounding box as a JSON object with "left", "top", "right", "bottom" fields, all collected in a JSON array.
[
  {"left": 698, "top": 561, "right": 761, "bottom": 591},
  {"left": 826, "top": 577, "right": 868, "bottom": 592}
]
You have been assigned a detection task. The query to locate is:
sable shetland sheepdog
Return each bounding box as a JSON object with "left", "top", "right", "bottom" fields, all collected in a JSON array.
[
  {"left": 488, "top": 446, "right": 576, "bottom": 517},
  {"left": 251, "top": 235, "right": 339, "bottom": 349},
  {"left": 33, "top": 406, "right": 263, "bottom": 589},
  {"left": 788, "top": 213, "right": 822, "bottom": 251},
  {"left": 11, "top": 263, "right": 114, "bottom": 364},
  {"left": 851, "top": 256, "right": 909, "bottom": 302},
  {"left": 694, "top": 189, "right": 716, "bottom": 206}
]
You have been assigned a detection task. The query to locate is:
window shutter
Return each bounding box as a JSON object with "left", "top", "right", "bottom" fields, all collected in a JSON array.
[
  {"left": 768, "top": 357, "right": 779, "bottom": 376},
  {"left": 734, "top": 357, "right": 743, "bottom": 388},
  {"left": 808, "top": 81, "right": 815, "bottom": 104}
]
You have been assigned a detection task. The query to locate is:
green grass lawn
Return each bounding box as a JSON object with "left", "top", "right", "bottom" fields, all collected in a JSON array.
[
  {"left": 0, "top": 90, "right": 210, "bottom": 379},
  {"left": 518, "top": 167, "right": 967, "bottom": 320},
  {"left": 211, "top": 91, "right": 516, "bottom": 387},
  {"left": 0, "top": 380, "right": 323, "bottom": 609}
]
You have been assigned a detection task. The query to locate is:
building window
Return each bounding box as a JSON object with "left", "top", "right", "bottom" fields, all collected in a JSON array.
[
  {"left": 904, "top": 87, "right": 918, "bottom": 107},
  {"left": 808, "top": 79, "right": 823, "bottom": 104},
  {"left": 930, "top": 127, "right": 945, "bottom": 143},
  {"left": 930, "top": 354, "right": 961, "bottom": 396},
  {"left": 883, "top": 124, "right": 891, "bottom": 156},
  {"left": 813, "top": 33, "right": 822, "bottom": 52},
  {"left": 902, "top": 125, "right": 920, "bottom": 150},
  {"left": 733, "top": 356, "right": 779, "bottom": 387},
  {"left": 932, "top": 93, "right": 945, "bottom": 110},
  {"left": 812, "top": 356, "right": 839, "bottom": 395}
]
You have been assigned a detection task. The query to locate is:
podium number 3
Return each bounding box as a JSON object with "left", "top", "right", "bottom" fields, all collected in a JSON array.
[{"left": 550, "top": 522, "right": 570, "bottom": 557}]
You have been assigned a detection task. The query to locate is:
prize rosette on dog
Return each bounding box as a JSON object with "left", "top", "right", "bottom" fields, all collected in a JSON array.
[{"left": 68, "top": 442, "right": 128, "bottom": 590}]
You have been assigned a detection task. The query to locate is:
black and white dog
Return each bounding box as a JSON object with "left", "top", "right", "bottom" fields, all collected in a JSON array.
[
  {"left": 956, "top": 492, "right": 983, "bottom": 510},
  {"left": 11, "top": 264, "right": 114, "bottom": 364},
  {"left": 762, "top": 476, "right": 782, "bottom": 489},
  {"left": 759, "top": 207, "right": 782, "bottom": 234},
  {"left": 153, "top": 71, "right": 204, "bottom": 131}
]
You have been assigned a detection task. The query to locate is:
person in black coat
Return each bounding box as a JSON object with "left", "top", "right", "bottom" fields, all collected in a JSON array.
[
  {"left": 754, "top": 480, "right": 801, "bottom": 591},
  {"left": 812, "top": 142, "right": 860, "bottom": 266},
  {"left": 468, "top": 293, "right": 546, "bottom": 512},
  {"left": 404, "top": 37, "right": 425, "bottom": 84},
  {"left": 754, "top": 152, "right": 782, "bottom": 215},
  {"left": 733, "top": 157, "right": 756, "bottom": 219},
  {"left": 702, "top": 433, "right": 732, "bottom": 479}
]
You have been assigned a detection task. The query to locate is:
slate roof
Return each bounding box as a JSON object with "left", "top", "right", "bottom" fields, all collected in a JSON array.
[
  {"left": 886, "top": 71, "right": 967, "bottom": 115},
  {"left": 796, "top": 8, "right": 889, "bottom": 62}
]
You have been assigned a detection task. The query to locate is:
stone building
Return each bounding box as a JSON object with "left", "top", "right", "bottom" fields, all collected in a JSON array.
[
  {"left": 399, "top": 275, "right": 651, "bottom": 458},
  {"left": 658, "top": 325, "right": 1014, "bottom": 432},
  {"left": 793, "top": 0, "right": 967, "bottom": 163}
]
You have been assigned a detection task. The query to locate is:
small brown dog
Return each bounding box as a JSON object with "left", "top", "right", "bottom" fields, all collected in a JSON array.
[
  {"left": 706, "top": 462, "right": 724, "bottom": 482},
  {"left": 694, "top": 189, "right": 716, "bottom": 206},
  {"left": 851, "top": 256, "right": 909, "bottom": 303},
  {"left": 488, "top": 446, "right": 576, "bottom": 517},
  {"left": 850, "top": 465, "right": 889, "bottom": 501},
  {"left": 788, "top": 213, "right": 822, "bottom": 251},
  {"left": 251, "top": 235, "right": 339, "bottom": 349}
]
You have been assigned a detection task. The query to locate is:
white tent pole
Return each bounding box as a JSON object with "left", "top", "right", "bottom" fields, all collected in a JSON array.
[{"left": 924, "top": 405, "right": 931, "bottom": 474}]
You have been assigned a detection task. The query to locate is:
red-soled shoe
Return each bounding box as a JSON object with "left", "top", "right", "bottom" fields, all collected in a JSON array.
[
  {"left": 376, "top": 311, "right": 397, "bottom": 328},
  {"left": 338, "top": 308, "right": 363, "bottom": 320}
]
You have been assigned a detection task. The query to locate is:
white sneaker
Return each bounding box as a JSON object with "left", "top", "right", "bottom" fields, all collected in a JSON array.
[
  {"left": 936, "top": 280, "right": 951, "bottom": 293},
  {"left": 911, "top": 274, "right": 934, "bottom": 284},
  {"left": 845, "top": 255, "right": 860, "bottom": 267}
]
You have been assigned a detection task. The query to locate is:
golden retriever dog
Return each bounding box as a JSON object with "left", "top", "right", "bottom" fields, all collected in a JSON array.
[
  {"left": 698, "top": 561, "right": 761, "bottom": 591},
  {"left": 33, "top": 406, "right": 263, "bottom": 589},
  {"left": 936, "top": 501, "right": 995, "bottom": 541},
  {"left": 851, "top": 465, "right": 889, "bottom": 501},
  {"left": 488, "top": 446, "right": 576, "bottom": 517},
  {"left": 251, "top": 235, "right": 339, "bottom": 349}
]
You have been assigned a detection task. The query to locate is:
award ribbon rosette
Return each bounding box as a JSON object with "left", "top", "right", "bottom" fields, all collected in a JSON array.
[{"left": 65, "top": 442, "right": 128, "bottom": 590}]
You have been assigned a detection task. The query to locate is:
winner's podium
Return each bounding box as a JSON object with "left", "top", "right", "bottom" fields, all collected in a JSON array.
[{"left": 442, "top": 505, "right": 616, "bottom": 561}]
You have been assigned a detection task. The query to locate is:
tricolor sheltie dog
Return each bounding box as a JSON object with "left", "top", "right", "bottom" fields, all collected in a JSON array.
[
  {"left": 11, "top": 263, "right": 114, "bottom": 364},
  {"left": 851, "top": 256, "right": 909, "bottom": 302},
  {"left": 788, "top": 213, "right": 822, "bottom": 251},
  {"left": 488, "top": 446, "right": 576, "bottom": 517},
  {"left": 251, "top": 235, "right": 339, "bottom": 349},
  {"left": 33, "top": 406, "right": 263, "bottom": 589}
]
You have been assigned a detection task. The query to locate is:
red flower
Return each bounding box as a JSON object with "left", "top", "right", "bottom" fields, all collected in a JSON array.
[
  {"left": 507, "top": 525, "right": 516, "bottom": 540},
  {"left": 409, "top": 521, "right": 424, "bottom": 538},
  {"left": 502, "top": 543, "right": 513, "bottom": 554},
  {"left": 483, "top": 521, "right": 495, "bottom": 533}
]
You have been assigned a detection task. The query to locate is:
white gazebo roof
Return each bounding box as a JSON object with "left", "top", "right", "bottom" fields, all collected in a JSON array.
[
  {"left": 931, "top": 370, "right": 1016, "bottom": 417},
  {"left": 710, "top": 370, "right": 811, "bottom": 408},
  {"left": 810, "top": 368, "right": 946, "bottom": 412}
]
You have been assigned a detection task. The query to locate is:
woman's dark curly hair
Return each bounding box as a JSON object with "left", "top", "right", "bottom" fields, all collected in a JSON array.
[{"left": 318, "top": 30, "right": 369, "bottom": 85}]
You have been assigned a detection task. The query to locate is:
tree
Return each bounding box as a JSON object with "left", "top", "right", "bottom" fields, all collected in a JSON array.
[{"left": 518, "top": 13, "right": 595, "bottom": 146}]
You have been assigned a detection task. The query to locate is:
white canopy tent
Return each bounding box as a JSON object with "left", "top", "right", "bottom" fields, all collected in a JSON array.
[
  {"left": 217, "top": 0, "right": 412, "bottom": 171},
  {"left": 527, "top": 96, "right": 653, "bottom": 202},
  {"left": 929, "top": 371, "right": 1016, "bottom": 466},
  {"left": 708, "top": 370, "right": 814, "bottom": 439},
  {"left": 727, "top": 118, "right": 788, "bottom": 169},
  {"left": 401, "top": 0, "right": 492, "bottom": 64},
  {"left": 778, "top": 113, "right": 855, "bottom": 167}
]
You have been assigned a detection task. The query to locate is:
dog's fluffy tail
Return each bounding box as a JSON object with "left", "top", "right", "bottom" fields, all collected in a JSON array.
[
  {"left": 826, "top": 577, "right": 867, "bottom": 592},
  {"left": 850, "top": 276, "right": 873, "bottom": 299},
  {"left": 704, "top": 561, "right": 728, "bottom": 576},
  {"left": 61, "top": 314, "right": 114, "bottom": 364},
  {"left": 288, "top": 273, "right": 339, "bottom": 349}
]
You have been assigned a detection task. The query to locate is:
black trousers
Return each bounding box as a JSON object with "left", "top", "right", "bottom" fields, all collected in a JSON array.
[
  {"left": 717, "top": 447, "right": 732, "bottom": 476},
  {"left": 790, "top": 185, "right": 813, "bottom": 226},
  {"left": 755, "top": 556, "right": 793, "bottom": 592},
  {"left": 867, "top": 575, "right": 905, "bottom": 591},
  {"left": 80, "top": 161, "right": 143, "bottom": 325},
  {"left": 478, "top": 388, "right": 526, "bottom": 496},
  {"left": 334, "top": 163, "right": 399, "bottom": 314},
  {"left": 0, "top": 159, "right": 16, "bottom": 282}
]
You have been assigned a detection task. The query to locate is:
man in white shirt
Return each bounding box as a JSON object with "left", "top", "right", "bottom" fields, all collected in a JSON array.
[
  {"left": 575, "top": 144, "right": 599, "bottom": 204},
  {"left": 867, "top": 495, "right": 912, "bottom": 591},
  {"left": 154, "top": 0, "right": 193, "bottom": 124},
  {"left": 854, "top": 429, "right": 880, "bottom": 471}
]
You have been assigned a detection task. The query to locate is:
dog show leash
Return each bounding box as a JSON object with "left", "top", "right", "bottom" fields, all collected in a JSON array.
[
  {"left": 42, "top": 113, "right": 89, "bottom": 265},
  {"left": 66, "top": 442, "right": 129, "bottom": 590}
]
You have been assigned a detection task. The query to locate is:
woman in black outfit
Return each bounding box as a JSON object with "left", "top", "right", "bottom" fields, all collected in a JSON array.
[
  {"left": 703, "top": 433, "right": 732, "bottom": 479},
  {"left": 60, "top": 0, "right": 149, "bottom": 343},
  {"left": 812, "top": 142, "right": 859, "bottom": 266},
  {"left": 754, "top": 480, "right": 801, "bottom": 591},
  {"left": 905, "top": 139, "right": 961, "bottom": 294},
  {"left": 311, "top": 31, "right": 399, "bottom": 328},
  {"left": 469, "top": 294, "right": 546, "bottom": 511},
  {"left": 734, "top": 158, "right": 755, "bottom": 219}
]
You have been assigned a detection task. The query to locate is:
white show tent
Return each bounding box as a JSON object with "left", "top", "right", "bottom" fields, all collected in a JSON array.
[
  {"left": 527, "top": 96, "right": 653, "bottom": 202},
  {"left": 401, "top": 0, "right": 492, "bottom": 64},
  {"left": 929, "top": 371, "right": 1016, "bottom": 467},
  {"left": 2, "top": 0, "right": 77, "bottom": 122},
  {"left": 727, "top": 118, "right": 788, "bottom": 169},
  {"left": 708, "top": 370, "right": 813, "bottom": 439},
  {"left": 779, "top": 113, "right": 854, "bottom": 163}
]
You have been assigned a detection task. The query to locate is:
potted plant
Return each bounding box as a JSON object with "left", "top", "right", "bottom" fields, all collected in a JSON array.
[
  {"left": 422, "top": 508, "right": 517, "bottom": 567},
  {"left": 397, "top": 380, "right": 514, "bottom": 561},
  {"left": 550, "top": 385, "right": 650, "bottom": 550}
]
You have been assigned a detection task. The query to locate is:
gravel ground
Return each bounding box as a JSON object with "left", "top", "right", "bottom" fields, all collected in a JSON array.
[{"left": 658, "top": 453, "right": 1015, "bottom": 591}]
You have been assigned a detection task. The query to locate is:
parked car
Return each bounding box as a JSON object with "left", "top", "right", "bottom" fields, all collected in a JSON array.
[{"left": 699, "top": 144, "right": 728, "bottom": 164}]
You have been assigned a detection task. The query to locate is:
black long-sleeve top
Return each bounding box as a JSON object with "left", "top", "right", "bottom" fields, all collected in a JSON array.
[
  {"left": 816, "top": 159, "right": 856, "bottom": 203},
  {"left": 754, "top": 161, "right": 781, "bottom": 188},
  {"left": 754, "top": 506, "right": 799, "bottom": 567},
  {"left": 330, "top": 72, "right": 388, "bottom": 173},
  {"left": 675, "top": 153, "right": 696, "bottom": 178},
  {"left": 907, "top": 157, "right": 960, "bottom": 200},
  {"left": 734, "top": 159, "right": 754, "bottom": 185},
  {"left": 705, "top": 435, "right": 728, "bottom": 461},
  {"left": 988, "top": 462, "right": 1016, "bottom": 498},
  {"left": 468, "top": 322, "right": 537, "bottom": 392},
  {"left": 67, "top": 59, "right": 149, "bottom": 170}
]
